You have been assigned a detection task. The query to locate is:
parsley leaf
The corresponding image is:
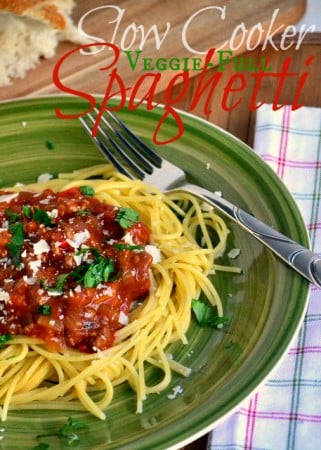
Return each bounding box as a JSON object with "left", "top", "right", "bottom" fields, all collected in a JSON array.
[
  {"left": 69, "top": 264, "right": 88, "bottom": 283},
  {"left": 41, "top": 274, "right": 69, "bottom": 294},
  {"left": 114, "top": 243, "right": 144, "bottom": 251},
  {"left": 54, "top": 274, "right": 69, "bottom": 292},
  {"left": 45, "top": 140, "right": 54, "bottom": 150},
  {"left": 0, "top": 334, "right": 13, "bottom": 349},
  {"left": 191, "top": 299, "right": 228, "bottom": 328},
  {"left": 75, "top": 247, "right": 100, "bottom": 259},
  {"left": 5, "top": 208, "right": 20, "bottom": 224},
  {"left": 33, "top": 208, "right": 52, "bottom": 226},
  {"left": 7, "top": 222, "right": 25, "bottom": 266},
  {"left": 23, "top": 205, "right": 32, "bottom": 218},
  {"left": 80, "top": 186, "right": 95, "bottom": 196},
  {"left": 83, "top": 256, "right": 115, "bottom": 288},
  {"left": 191, "top": 299, "right": 207, "bottom": 324},
  {"left": 116, "top": 207, "right": 139, "bottom": 229},
  {"left": 58, "top": 417, "right": 89, "bottom": 446},
  {"left": 76, "top": 209, "right": 91, "bottom": 216},
  {"left": 36, "top": 416, "right": 88, "bottom": 447},
  {"left": 59, "top": 417, "right": 88, "bottom": 435},
  {"left": 36, "top": 305, "right": 52, "bottom": 316},
  {"left": 69, "top": 249, "right": 116, "bottom": 288}
]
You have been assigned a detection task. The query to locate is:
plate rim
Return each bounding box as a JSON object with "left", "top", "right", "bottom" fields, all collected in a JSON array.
[{"left": 0, "top": 95, "right": 310, "bottom": 449}]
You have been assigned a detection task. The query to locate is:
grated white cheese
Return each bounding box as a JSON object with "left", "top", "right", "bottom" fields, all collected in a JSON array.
[
  {"left": 37, "top": 173, "right": 53, "bottom": 183},
  {"left": 200, "top": 201, "right": 214, "bottom": 212},
  {"left": 118, "top": 311, "right": 129, "bottom": 325},
  {"left": 65, "top": 238, "right": 77, "bottom": 249},
  {"left": 145, "top": 245, "right": 162, "bottom": 263},
  {"left": 29, "top": 259, "right": 42, "bottom": 276},
  {"left": 32, "top": 239, "right": 50, "bottom": 255},
  {"left": 102, "top": 286, "right": 114, "bottom": 296},
  {"left": 47, "top": 209, "right": 58, "bottom": 219},
  {"left": 23, "top": 275, "right": 36, "bottom": 285},
  {"left": 73, "top": 253, "right": 83, "bottom": 266},
  {"left": 0, "top": 193, "right": 18, "bottom": 203},
  {"left": 66, "top": 229, "right": 90, "bottom": 251},
  {"left": 167, "top": 385, "right": 184, "bottom": 400},
  {"left": 123, "top": 232, "right": 135, "bottom": 246},
  {"left": 48, "top": 290, "right": 63, "bottom": 297},
  {"left": 73, "top": 230, "right": 90, "bottom": 246},
  {"left": 227, "top": 248, "right": 241, "bottom": 259},
  {"left": 0, "top": 290, "right": 10, "bottom": 304}
]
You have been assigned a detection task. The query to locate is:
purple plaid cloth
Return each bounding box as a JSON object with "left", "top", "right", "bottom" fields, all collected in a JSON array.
[{"left": 208, "top": 104, "right": 321, "bottom": 450}]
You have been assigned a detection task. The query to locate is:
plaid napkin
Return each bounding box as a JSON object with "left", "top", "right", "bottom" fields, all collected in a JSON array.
[{"left": 208, "top": 104, "right": 321, "bottom": 450}]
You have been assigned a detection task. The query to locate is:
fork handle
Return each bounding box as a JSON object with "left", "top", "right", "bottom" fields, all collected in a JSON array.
[
  {"left": 235, "top": 208, "right": 321, "bottom": 288},
  {"left": 178, "top": 184, "right": 321, "bottom": 289}
]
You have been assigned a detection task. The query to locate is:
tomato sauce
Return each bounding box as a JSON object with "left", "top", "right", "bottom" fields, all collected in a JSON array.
[{"left": 0, "top": 187, "right": 153, "bottom": 353}]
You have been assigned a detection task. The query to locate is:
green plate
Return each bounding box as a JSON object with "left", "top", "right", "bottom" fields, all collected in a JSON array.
[{"left": 0, "top": 96, "right": 309, "bottom": 449}]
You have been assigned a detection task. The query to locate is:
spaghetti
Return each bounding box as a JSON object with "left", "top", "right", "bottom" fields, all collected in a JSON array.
[{"left": 0, "top": 164, "right": 234, "bottom": 421}]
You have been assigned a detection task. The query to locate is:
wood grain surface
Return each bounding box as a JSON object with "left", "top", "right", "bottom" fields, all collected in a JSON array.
[{"left": 0, "top": 0, "right": 306, "bottom": 100}]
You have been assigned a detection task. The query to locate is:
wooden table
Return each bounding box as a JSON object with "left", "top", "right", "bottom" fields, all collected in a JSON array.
[{"left": 1, "top": 1, "right": 321, "bottom": 448}]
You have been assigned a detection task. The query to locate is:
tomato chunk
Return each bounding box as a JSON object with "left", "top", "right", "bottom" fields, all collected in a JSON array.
[{"left": 0, "top": 188, "right": 154, "bottom": 353}]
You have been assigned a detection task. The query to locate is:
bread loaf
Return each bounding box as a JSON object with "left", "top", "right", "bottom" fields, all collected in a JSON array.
[{"left": 0, "top": 0, "right": 89, "bottom": 86}]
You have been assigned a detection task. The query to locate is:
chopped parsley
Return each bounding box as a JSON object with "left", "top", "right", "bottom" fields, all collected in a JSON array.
[
  {"left": 116, "top": 207, "right": 139, "bottom": 229},
  {"left": 23, "top": 205, "right": 32, "bottom": 218},
  {"left": 69, "top": 264, "right": 88, "bottom": 283},
  {"left": 36, "top": 416, "right": 88, "bottom": 447},
  {"left": 45, "top": 140, "right": 54, "bottom": 150},
  {"left": 7, "top": 222, "right": 25, "bottom": 266},
  {"left": 75, "top": 246, "right": 100, "bottom": 258},
  {"left": 5, "top": 209, "right": 25, "bottom": 265},
  {"left": 41, "top": 274, "right": 69, "bottom": 294},
  {"left": 59, "top": 417, "right": 88, "bottom": 439},
  {"left": 114, "top": 243, "right": 144, "bottom": 251},
  {"left": 80, "top": 186, "right": 95, "bottom": 196},
  {"left": 0, "top": 334, "right": 13, "bottom": 349},
  {"left": 5, "top": 208, "right": 20, "bottom": 224},
  {"left": 69, "top": 249, "right": 117, "bottom": 288},
  {"left": 33, "top": 208, "right": 53, "bottom": 226},
  {"left": 191, "top": 299, "right": 228, "bottom": 328},
  {"left": 36, "top": 305, "right": 52, "bottom": 316},
  {"left": 54, "top": 274, "right": 69, "bottom": 292},
  {"left": 83, "top": 256, "right": 115, "bottom": 288},
  {"left": 76, "top": 209, "right": 91, "bottom": 216}
]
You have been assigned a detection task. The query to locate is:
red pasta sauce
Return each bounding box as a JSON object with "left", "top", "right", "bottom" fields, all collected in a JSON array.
[{"left": 0, "top": 187, "right": 153, "bottom": 353}]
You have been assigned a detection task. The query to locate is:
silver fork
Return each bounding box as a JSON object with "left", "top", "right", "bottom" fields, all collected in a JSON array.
[{"left": 79, "top": 108, "right": 321, "bottom": 289}]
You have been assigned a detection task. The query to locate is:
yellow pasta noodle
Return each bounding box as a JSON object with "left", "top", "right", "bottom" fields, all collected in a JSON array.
[{"left": 0, "top": 164, "right": 234, "bottom": 421}]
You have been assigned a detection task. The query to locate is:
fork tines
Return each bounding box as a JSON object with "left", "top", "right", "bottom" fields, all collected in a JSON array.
[{"left": 80, "top": 108, "right": 162, "bottom": 180}]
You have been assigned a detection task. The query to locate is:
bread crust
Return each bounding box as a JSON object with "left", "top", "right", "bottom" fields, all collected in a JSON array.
[
  {"left": 0, "top": 0, "right": 73, "bottom": 29},
  {"left": 0, "top": 0, "right": 91, "bottom": 86},
  {"left": 0, "top": 1, "right": 45, "bottom": 15}
]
